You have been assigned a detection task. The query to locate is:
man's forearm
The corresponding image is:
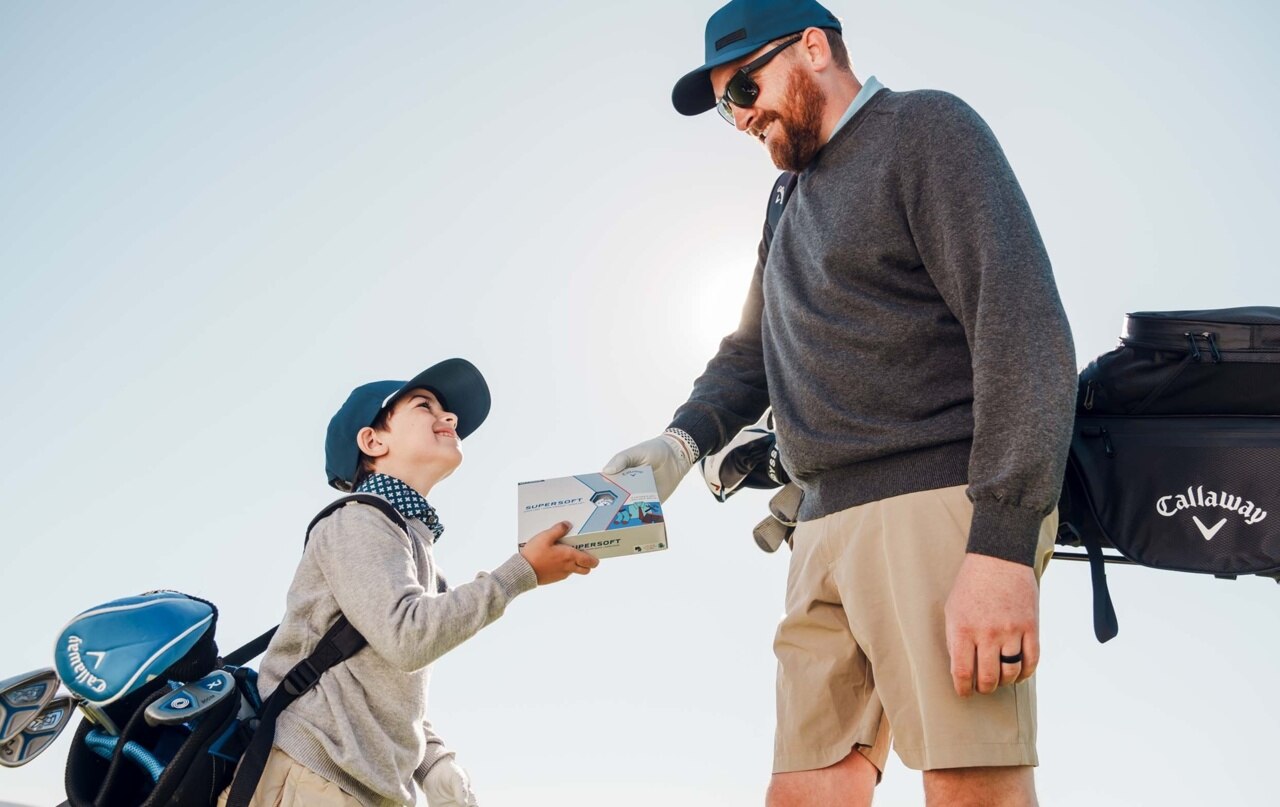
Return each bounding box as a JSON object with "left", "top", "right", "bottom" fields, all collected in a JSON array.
[{"left": 669, "top": 248, "right": 771, "bottom": 455}]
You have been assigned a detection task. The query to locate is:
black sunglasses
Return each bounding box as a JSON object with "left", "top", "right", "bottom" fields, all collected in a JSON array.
[{"left": 716, "top": 34, "right": 804, "bottom": 124}]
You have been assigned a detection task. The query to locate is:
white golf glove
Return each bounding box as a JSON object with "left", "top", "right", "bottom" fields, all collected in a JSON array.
[
  {"left": 603, "top": 430, "right": 697, "bottom": 502},
  {"left": 422, "top": 757, "right": 478, "bottom": 807}
]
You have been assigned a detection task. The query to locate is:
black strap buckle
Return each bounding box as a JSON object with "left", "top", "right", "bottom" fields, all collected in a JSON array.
[{"left": 282, "top": 659, "right": 321, "bottom": 697}]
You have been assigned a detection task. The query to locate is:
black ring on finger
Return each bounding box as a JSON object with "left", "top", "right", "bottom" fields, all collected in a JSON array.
[{"left": 999, "top": 651, "right": 1023, "bottom": 664}]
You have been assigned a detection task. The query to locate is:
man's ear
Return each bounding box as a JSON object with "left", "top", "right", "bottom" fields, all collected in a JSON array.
[
  {"left": 799, "top": 26, "right": 833, "bottom": 71},
  {"left": 356, "top": 426, "right": 389, "bottom": 459}
]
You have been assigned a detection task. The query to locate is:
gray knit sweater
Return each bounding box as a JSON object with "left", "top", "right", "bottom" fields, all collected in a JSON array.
[
  {"left": 670, "top": 88, "right": 1077, "bottom": 566},
  {"left": 256, "top": 500, "right": 537, "bottom": 806}
]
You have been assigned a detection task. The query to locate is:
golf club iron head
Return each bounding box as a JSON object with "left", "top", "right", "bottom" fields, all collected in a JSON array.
[
  {"left": 0, "top": 694, "right": 76, "bottom": 767},
  {"left": 144, "top": 669, "right": 235, "bottom": 727},
  {"left": 0, "top": 668, "right": 60, "bottom": 745}
]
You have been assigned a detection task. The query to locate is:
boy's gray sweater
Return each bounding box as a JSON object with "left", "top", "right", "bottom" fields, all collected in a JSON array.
[
  {"left": 670, "top": 88, "right": 1078, "bottom": 566},
  {"left": 257, "top": 500, "right": 537, "bottom": 806}
]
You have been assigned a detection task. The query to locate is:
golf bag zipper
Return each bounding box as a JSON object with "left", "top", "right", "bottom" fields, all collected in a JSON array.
[
  {"left": 1081, "top": 425, "right": 1115, "bottom": 458},
  {"left": 1180, "top": 331, "right": 1222, "bottom": 363}
]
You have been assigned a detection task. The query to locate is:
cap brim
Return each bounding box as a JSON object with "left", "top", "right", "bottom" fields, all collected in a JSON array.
[
  {"left": 392, "top": 358, "right": 491, "bottom": 440},
  {"left": 671, "top": 40, "right": 765, "bottom": 116}
]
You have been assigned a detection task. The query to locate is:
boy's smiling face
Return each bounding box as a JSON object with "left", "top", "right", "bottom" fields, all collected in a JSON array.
[{"left": 357, "top": 387, "right": 463, "bottom": 494}]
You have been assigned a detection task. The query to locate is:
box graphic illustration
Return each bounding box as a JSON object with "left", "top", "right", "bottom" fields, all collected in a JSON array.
[{"left": 518, "top": 466, "right": 667, "bottom": 559}]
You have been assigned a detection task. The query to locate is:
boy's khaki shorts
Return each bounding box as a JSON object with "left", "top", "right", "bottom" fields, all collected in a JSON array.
[
  {"left": 772, "top": 484, "right": 1056, "bottom": 774},
  {"left": 217, "top": 747, "right": 363, "bottom": 807}
]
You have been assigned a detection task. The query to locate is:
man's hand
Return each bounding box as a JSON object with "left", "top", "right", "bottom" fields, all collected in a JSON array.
[
  {"left": 603, "top": 433, "right": 694, "bottom": 501},
  {"left": 944, "top": 553, "right": 1041, "bottom": 697},
  {"left": 519, "top": 521, "right": 600, "bottom": 585},
  {"left": 422, "top": 756, "right": 478, "bottom": 807}
]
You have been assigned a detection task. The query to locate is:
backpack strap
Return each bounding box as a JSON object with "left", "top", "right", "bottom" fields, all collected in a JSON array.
[
  {"left": 225, "top": 494, "right": 411, "bottom": 807},
  {"left": 762, "top": 171, "right": 798, "bottom": 254},
  {"left": 305, "top": 492, "right": 409, "bottom": 547}
]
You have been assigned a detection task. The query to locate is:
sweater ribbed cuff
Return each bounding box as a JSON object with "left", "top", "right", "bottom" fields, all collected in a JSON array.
[
  {"left": 413, "top": 743, "right": 454, "bottom": 786},
  {"left": 492, "top": 553, "right": 538, "bottom": 595},
  {"left": 966, "top": 500, "right": 1047, "bottom": 567}
]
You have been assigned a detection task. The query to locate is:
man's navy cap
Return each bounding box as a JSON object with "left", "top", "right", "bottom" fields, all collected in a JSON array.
[
  {"left": 324, "top": 358, "right": 491, "bottom": 490},
  {"left": 672, "top": 0, "right": 841, "bottom": 116}
]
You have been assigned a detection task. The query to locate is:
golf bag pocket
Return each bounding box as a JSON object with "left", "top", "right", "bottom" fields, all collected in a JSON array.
[
  {"left": 1067, "top": 416, "right": 1280, "bottom": 574},
  {"left": 1061, "top": 415, "right": 1280, "bottom": 641},
  {"left": 1080, "top": 307, "right": 1280, "bottom": 416}
]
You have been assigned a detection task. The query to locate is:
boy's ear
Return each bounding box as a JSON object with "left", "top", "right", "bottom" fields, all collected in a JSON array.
[{"left": 356, "top": 426, "right": 389, "bottom": 459}]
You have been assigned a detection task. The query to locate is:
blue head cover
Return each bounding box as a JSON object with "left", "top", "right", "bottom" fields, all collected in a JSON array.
[{"left": 53, "top": 592, "right": 215, "bottom": 706}]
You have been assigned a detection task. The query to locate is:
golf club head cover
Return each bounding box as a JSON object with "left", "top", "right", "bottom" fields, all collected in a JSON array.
[
  {"left": 700, "top": 409, "right": 790, "bottom": 502},
  {"left": 54, "top": 592, "right": 219, "bottom": 712},
  {"left": 752, "top": 484, "right": 804, "bottom": 553}
]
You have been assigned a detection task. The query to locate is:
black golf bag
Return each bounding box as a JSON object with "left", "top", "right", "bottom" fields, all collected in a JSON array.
[
  {"left": 1056, "top": 307, "right": 1280, "bottom": 642},
  {"left": 59, "top": 494, "right": 407, "bottom": 807}
]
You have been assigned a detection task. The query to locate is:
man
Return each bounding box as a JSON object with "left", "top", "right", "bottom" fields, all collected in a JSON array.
[{"left": 602, "top": 1, "right": 1077, "bottom": 805}]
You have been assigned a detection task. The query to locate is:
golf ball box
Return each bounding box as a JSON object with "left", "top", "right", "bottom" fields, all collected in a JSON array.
[{"left": 518, "top": 466, "right": 668, "bottom": 559}]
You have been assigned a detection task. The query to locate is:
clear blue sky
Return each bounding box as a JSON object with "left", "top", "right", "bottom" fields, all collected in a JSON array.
[{"left": 2, "top": 1, "right": 1278, "bottom": 804}]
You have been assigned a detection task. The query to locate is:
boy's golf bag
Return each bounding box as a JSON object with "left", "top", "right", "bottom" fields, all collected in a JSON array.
[
  {"left": 1056, "top": 307, "right": 1280, "bottom": 642},
  {"left": 56, "top": 494, "right": 408, "bottom": 807}
]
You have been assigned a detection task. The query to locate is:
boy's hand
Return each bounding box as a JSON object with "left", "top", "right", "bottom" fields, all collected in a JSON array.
[
  {"left": 520, "top": 521, "right": 600, "bottom": 584},
  {"left": 422, "top": 756, "right": 478, "bottom": 807}
]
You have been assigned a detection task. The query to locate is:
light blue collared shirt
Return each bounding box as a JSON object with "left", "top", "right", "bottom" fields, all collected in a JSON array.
[{"left": 829, "top": 75, "right": 885, "bottom": 142}]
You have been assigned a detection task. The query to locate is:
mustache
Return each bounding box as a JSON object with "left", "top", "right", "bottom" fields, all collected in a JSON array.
[{"left": 748, "top": 110, "right": 781, "bottom": 139}]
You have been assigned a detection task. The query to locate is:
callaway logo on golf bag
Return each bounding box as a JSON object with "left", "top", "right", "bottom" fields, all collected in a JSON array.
[
  {"left": 1155, "top": 486, "right": 1269, "bottom": 531},
  {"left": 1, "top": 494, "right": 423, "bottom": 807}
]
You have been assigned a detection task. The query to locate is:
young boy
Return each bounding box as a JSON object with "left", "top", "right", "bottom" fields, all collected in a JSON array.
[{"left": 221, "top": 358, "right": 598, "bottom": 807}]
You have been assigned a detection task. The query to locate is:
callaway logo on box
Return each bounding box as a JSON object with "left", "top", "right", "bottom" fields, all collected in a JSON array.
[{"left": 518, "top": 466, "right": 668, "bottom": 559}]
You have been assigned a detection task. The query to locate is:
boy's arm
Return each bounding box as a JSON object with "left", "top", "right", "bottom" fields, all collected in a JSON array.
[{"left": 309, "top": 504, "right": 538, "bottom": 672}]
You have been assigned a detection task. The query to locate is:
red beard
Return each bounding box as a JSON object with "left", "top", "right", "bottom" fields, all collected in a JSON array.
[{"left": 756, "top": 65, "right": 827, "bottom": 173}]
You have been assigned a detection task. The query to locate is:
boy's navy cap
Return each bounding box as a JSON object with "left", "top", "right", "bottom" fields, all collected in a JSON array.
[
  {"left": 325, "top": 358, "right": 491, "bottom": 490},
  {"left": 672, "top": 0, "right": 841, "bottom": 116}
]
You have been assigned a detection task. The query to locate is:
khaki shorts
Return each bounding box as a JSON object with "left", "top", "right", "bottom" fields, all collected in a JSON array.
[
  {"left": 217, "top": 747, "right": 362, "bottom": 807},
  {"left": 773, "top": 484, "right": 1056, "bottom": 774}
]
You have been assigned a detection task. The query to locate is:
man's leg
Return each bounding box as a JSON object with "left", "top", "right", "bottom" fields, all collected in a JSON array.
[
  {"left": 824, "top": 488, "right": 1056, "bottom": 796},
  {"left": 771, "top": 511, "right": 890, "bottom": 806},
  {"left": 923, "top": 765, "right": 1037, "bottom": 807},
  {"left": 766, "top": 748, "right": 879, "bottom": 807}
]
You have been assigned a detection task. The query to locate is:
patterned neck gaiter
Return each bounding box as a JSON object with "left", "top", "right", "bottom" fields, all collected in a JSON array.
[{"left": 355, "top": 472, "right": 444, "bottom": 542}]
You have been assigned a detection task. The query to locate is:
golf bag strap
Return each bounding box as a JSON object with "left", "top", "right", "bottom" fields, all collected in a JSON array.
[
  {"left": 224, "top": 617, "right": 367, "bottom": 807},
  {"left": 762, "top": 171, "right": 798, "bottom": 254},
  {"left": 305, "top": 493, "right": 409, "bottom": 547},
  {"left": 1076, "top": 522, "right": 1120, "bottom": 643},
  {"left": 224, "top": 626, "right": 277, "bottom": 668}
]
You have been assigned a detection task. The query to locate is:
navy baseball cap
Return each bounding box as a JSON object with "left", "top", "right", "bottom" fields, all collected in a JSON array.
[
  {"left": 324, "top": 358, "right": 491, "bottom": 490},
  {"left": 672, "top": 0, "right": 842, "bottom": 116}
]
